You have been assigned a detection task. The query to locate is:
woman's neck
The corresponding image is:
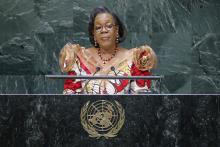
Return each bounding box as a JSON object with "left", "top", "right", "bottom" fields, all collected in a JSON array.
[{"left": 99, "top": 44, "right": 117, "bottom": 54}]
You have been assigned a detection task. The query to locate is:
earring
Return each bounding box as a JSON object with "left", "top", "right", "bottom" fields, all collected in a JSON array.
[
  {"left": 94, "top": 39, "right": 97, "bottom": 47},
  {"left": 116, "top": 33, "right": 119, "bottom": 44}
]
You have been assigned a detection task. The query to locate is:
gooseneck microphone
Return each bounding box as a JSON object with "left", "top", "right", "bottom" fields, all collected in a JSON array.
[
  {"left": 110, "top": 66, "right": 122, "bottom": 86},
  {"left": 110, "top": 66, "right": 117, "bottom": 76},
  {"left": 94, "top": 67, "right": 101, "bottom": 75}
]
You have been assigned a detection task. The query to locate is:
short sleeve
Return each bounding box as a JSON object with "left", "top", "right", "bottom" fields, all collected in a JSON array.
[
  {"left": 59, "top": 43, "right": 81, "bottom": 73},
  {"left": 130, "top": 44, "right": 157, "bottom": 93},
  {"left": 132, "top": 45, "right": 157, "bottom": 71},
  {"left": 59, "top": 43, "right": 83, "bottom": 94}
]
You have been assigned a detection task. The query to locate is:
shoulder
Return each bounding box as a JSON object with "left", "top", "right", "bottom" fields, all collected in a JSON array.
[
  {"left": 130, "top": 44, "right": 157, "bottom": 71},
  {"left": 85, "top": 47, "right": 96, "bottom": 52},
  {"left": 83, "top": 47, "right": 97, "bottom": 57},
  {"left": 115, "top": 47, "right": 131, "bottom": 59},
  {"left": 130, "top": 44, "right": 154, "bottom": 52},
  {"left": 119, "top": 47, "right": 129, "bottom": 52},
  {"left": 116, "top": 47, "right": 129, "bottom": 55},
  {"left": 61, "top": 43, "right": 85, "bottom": 53},
  {"left": 130, "top": 44, "right": 156, "bottom": 58}
]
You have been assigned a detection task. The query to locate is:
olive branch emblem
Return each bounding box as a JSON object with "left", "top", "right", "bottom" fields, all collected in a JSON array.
[{"left": 80, "top": 100, "right": 125, "bottom": 139}]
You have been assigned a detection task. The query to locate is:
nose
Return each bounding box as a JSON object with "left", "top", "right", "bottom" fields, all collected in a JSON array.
[{"left": 100, "top": 26, "right": 108, "bottom": 33}]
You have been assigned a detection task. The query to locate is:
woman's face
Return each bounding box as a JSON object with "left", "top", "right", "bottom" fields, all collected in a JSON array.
[{"left": 93, "top": 13, "right": 118, "bottom": 48}]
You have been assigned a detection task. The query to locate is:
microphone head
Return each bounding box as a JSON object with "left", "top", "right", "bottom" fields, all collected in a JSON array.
[
  {"left": 96, "top": 67, "right": 101, "bottom": 71},
  {"left": 111, "top": 66, "right": 115, "bottom": 71}
]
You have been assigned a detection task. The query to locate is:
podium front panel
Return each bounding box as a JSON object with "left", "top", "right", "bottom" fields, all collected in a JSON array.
[{"left": 0, "top": 95, "right": 219, "bottom": 147}]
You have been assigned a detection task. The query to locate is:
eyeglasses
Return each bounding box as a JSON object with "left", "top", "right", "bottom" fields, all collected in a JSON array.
[{"left": 94, "top": 23, "right": 116, "bottom": 33}]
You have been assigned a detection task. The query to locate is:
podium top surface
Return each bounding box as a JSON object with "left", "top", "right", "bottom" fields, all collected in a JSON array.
[{"left": 45, "top": 75, "right": 164, "bottom": 80}]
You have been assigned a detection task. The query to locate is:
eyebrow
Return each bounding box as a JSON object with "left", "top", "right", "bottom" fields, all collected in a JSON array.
[
  {"left": 94, "top": 19, "right": 114, "bottom": 24},
  {"left": 94, "top": 22, "right": 114, "bottom": 25}
]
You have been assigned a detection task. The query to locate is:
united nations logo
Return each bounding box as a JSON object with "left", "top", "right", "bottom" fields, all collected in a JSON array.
[{"left": 80, "top": 100, "right": 125, "bottom": 139}]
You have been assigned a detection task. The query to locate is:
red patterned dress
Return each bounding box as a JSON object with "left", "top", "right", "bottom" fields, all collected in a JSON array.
[{"left": 60, "top": 44, "right": 156, "bottom": 94}]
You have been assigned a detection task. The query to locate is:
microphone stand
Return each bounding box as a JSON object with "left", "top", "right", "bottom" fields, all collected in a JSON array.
[{"left": 110, "top": 66, "right": 123, "bottom": 86}]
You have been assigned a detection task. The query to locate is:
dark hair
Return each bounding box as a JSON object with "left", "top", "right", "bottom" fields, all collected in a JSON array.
[{"left": 88, "top": 6, "right": 126, "bottom": 47}]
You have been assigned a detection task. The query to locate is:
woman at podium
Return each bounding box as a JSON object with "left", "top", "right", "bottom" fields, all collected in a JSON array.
[{"left": 59, "top": 6, "right": 157, "bottom": 94}]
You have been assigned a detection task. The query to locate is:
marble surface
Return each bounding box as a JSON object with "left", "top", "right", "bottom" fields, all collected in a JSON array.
[
  {"left": 0, "top": 0, "right": 220, "bottom": 94},
  {"left": 0, "top": 95, "right": 219, "bottom": 147}
]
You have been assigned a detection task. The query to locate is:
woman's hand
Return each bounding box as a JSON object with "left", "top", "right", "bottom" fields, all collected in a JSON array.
[
  {"left": 59, "top": 43, "right": 79, "bottom": 72},
  {"left": 133, "top": 45, "right": 157, "bottom": 71}
]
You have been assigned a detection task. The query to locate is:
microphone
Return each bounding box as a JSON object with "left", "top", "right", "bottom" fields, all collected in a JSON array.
[
  {"left": 111, "top": 66, "right": 117, "bottom": 76},
  {"left": 110, "top": 66, "right": 122, "bottom": 86},
  {"left": 94, "top": 67, "right": 101, "bottom": 75},
  {"left": 83, "top": 66, "right": 101, "bottom": 93}
]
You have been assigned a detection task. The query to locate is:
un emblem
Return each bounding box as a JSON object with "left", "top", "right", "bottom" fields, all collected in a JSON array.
[{"left": 80, "top": 100, "right": 125, "bottom": 139}]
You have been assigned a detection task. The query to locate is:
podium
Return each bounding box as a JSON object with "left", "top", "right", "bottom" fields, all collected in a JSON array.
[
  {"left": 0, "top": 75, "right": 219, "bottom": 146},
  {"left": 0, "top": 95, "right": 219, "bottom": 146}
]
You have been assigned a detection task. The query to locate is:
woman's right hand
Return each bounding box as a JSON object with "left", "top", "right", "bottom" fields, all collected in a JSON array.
[{"left": 59, "top": 43, "right": 78, "bottom": 72}]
